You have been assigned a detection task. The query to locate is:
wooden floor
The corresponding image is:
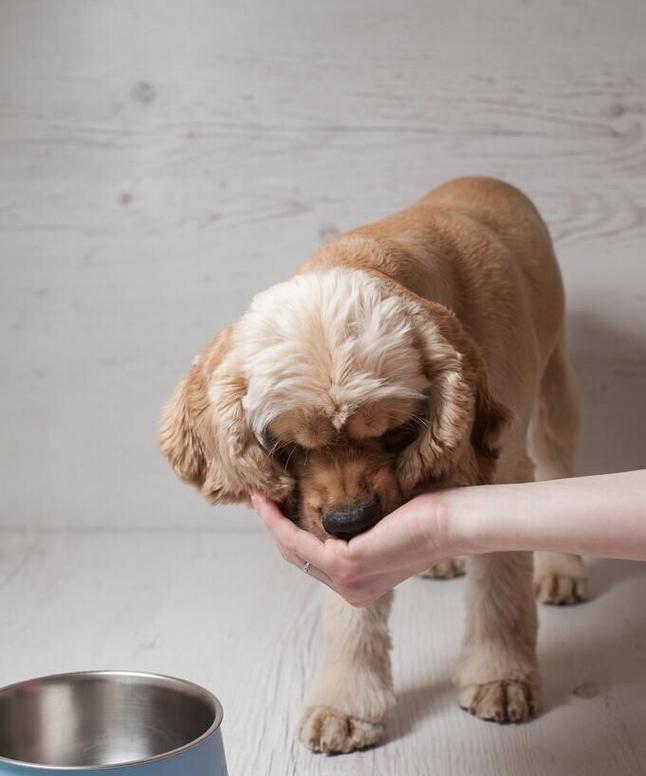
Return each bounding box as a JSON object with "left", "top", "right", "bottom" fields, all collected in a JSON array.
[
  {"left": 2, "top": 529, "right": 646, "bottom": 775},
  {"left": 1, "top": 0, "right": 645, "bottom": 773}
]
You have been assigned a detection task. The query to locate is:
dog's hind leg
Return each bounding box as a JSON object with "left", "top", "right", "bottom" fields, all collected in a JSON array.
[
  {"left": 420, "top": 557, "right": 466, "bottom": 579},
  {"left": 457, "top": 549, "right": 539, "bottom": 722},
  {"left": 529, "top": 333, "right": 587, "bottom": 605},
  {"left": 299, "top": 589, "right": 394, "bottom": 754}
]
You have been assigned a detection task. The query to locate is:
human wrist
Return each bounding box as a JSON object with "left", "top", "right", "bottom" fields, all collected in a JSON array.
[
  {"left": 415, "top": 489, "right": 475, "bottom": 561},
  {"left": 436, "top": 484, "right": 501, "bottom": 557}
]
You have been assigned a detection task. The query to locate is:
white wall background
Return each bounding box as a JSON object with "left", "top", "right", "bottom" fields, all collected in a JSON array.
[{"left": 1, "top": 0, "right": 645, "bottom": 530}]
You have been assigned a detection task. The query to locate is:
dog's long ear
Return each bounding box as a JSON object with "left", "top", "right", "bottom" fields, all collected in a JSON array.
[
  {"left": 159, "top": 326, "right": 294, "bottom": 504},
  {"left": 398, "top": 301, "right": 511, "bottom": 492},
  {"left": 159, "top": 368, "right": 210, "bottom": 488}
]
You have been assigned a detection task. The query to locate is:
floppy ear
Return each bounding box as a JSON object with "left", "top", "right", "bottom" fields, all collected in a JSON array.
[
  {"left": 397, "top": 301, "right": 511, "bottom": 493},
  {"left": 470, "top": 370, "right": 512, "bottom": 465},
  {"left": 159, "top": 370, "right": 209, "bottom": 488},
  {"left": 159, "top": 326, "right": 294, "bottom": 504}
]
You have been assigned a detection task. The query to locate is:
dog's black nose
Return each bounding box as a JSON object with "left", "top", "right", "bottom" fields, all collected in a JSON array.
[{"left": 322, "top": 498, "right": 383, "bottom": 539}]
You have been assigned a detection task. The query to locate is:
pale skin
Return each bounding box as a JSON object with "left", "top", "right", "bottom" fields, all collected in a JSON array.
[{"left": 251, "top": 470, "right": 646, "bottom": 607}]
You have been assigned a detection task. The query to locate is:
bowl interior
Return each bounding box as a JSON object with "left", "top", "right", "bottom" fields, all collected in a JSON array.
[{"left": 0, "top": 672, "right": 218, "bottom": 768}]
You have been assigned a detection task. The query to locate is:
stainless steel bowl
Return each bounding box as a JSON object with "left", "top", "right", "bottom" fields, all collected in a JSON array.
[{"left": 0, "top": 671, "right": 227, "bottom": 774}]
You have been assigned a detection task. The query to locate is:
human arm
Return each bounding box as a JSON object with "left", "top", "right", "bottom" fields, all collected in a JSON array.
[
  {"left": 251, "top": 470, "right": 646, "bottom": 606},
  {"left": 451, "top": 469, "right": 646, "bottom": 560}
]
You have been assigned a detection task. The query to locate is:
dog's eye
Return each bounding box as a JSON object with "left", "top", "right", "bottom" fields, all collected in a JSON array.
[
  {"left": 273, "top": 441, "right": 305, "bottom": 468},
  {"left": 380, "top": 422, "right": 419, "bottom": 453}
]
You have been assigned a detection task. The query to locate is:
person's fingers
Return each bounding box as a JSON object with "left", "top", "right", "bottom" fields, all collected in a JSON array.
[
  {"left": 250, "top": 491, "right": 421, "bottom": 605},
  {"left": 251, "top": 493, "right": 324, "bottom": 557},
  {"left": 251, "top": 492, "right": 422, "bottom": 580},
  {"left": 302, "top": 562, "right": 334, "bottom": 588},
  {"left": 251, "top": 493, "right": 379, "bottom": 591},
  {"left": 249, "top": 493, "right": 342, "bottom": 589}
]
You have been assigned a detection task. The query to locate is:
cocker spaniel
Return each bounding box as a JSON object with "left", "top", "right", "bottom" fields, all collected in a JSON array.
[{"left": 160, "top": 177, "right": 586, "bottom": 754}]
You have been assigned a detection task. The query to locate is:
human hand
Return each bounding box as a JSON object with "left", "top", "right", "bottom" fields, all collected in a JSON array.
[
  {"left": 252, "top": 470, "right": 646, "bottom": 606},
  {"left": 250, "top": 491, "right": 459, "bottom": 607}
]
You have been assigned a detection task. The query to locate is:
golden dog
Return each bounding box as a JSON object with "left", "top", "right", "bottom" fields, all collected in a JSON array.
[{"left": 160, "top": 177, "right": 586, "bottom": 753}]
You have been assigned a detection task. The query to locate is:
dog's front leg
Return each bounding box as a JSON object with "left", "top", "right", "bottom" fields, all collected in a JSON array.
[
  {"left": 299, "top": 588, "right": 394, "bottom": 754},
  {"left": 456, "top": 551, "right": 540, "bottom": 723}
]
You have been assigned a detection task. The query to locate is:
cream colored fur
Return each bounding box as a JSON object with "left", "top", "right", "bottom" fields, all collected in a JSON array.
[
  {"left": 237, "top": 269, "right": 428, "bottom": 441},
  {"left": 299, "top": 590, "right": 395, "bottom": 753}
]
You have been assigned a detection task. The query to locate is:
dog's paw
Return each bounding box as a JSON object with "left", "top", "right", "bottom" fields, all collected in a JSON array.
[
  {"left": 533, "top": 552, "right": 587, "bottom": 605},
  {"left": 299, "top": 705, "right": 384, "bottom": 754},
  {"left": 534, "top": 572, "right": 587, "bottom": 605},
  {"left": 460, "top": 680, "right": 537, "bottom": 723},
  {"left": 421, "top": 557, "right": 466, "bottom": 579}
]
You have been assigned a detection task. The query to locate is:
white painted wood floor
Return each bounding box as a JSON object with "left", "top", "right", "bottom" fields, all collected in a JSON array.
[
  {"left": 2, "top": 526, "right": 646, "bottom": 775},
  {"left": 1, "top": 0, "right": 645, "bottom": 773}
]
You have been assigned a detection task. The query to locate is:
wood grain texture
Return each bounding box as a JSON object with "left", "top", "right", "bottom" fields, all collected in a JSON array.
[
  {"left": 0, "top": 0, "right": 644, "bottom": 528},
  {"left": 0, "top": 1, "right": 645, "bottom": 773},
  {"left": 1, "top": 531, "right": 646, "bottom": 775}
]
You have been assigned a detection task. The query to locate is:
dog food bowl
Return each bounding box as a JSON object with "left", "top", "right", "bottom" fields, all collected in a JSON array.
[{"left": 0, "top": 671, "right": 228, "bottom": 775}]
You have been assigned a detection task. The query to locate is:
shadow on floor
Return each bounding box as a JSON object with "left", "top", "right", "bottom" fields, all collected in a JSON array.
[
  {"left": 568, "top": 310, "right": 646, "bottom": 474},
  {"left": 587, "top": 556, "right": 646, "bottom": 600},
  {"left": 387, "top": 679, "right": 455, "bottom": 741}
]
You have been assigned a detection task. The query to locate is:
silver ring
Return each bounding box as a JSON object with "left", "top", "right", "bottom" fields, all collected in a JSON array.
[{"left": 303, "top": 560, "right": 311, "bottom": 574}]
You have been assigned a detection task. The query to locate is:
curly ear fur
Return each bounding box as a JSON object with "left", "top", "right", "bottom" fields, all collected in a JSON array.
[
  {"left": 398, "top": 301, "right": 511, "bottom": 493},
  {"left": 159, "top": 371, "right": 210, "bottom": 487},
  {"left": 159, "top": 327, "right": 294, "bottom": 504}
]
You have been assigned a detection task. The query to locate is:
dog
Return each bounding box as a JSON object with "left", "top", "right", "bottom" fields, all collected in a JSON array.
[{"left": 160, "top": 177, "right": 587, "bottom": 754}]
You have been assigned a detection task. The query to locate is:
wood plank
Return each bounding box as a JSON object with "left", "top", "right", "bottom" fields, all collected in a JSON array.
[{"left": 1, "top": 531, "right": 645, "bottom": 774}]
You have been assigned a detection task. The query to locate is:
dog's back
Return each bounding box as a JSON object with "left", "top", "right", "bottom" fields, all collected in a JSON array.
[
  {"left": 306, "top": 177, "right": 564, "bottom": 388},
  {"left": 421, "top": 177, "right": 564, "bottom": 357}
]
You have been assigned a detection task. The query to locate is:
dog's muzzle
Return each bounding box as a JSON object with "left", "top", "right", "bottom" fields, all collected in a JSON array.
[{"left": 322, "top": 498, "right": 383, "bottom": 539}]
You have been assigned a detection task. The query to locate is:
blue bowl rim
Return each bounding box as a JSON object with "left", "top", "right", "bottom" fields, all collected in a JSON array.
[{"left": 0, "top": 670, "right": 224, "bottom": 771}]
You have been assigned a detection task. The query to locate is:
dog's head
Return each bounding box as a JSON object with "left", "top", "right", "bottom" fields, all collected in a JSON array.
[{"left": 160, "top": 268, "right": 510, "bottom": 539}]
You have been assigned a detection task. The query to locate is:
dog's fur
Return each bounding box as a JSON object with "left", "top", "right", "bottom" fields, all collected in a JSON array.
[{"left": 160, "top": 178, "right": 586, "bottom": 753}]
